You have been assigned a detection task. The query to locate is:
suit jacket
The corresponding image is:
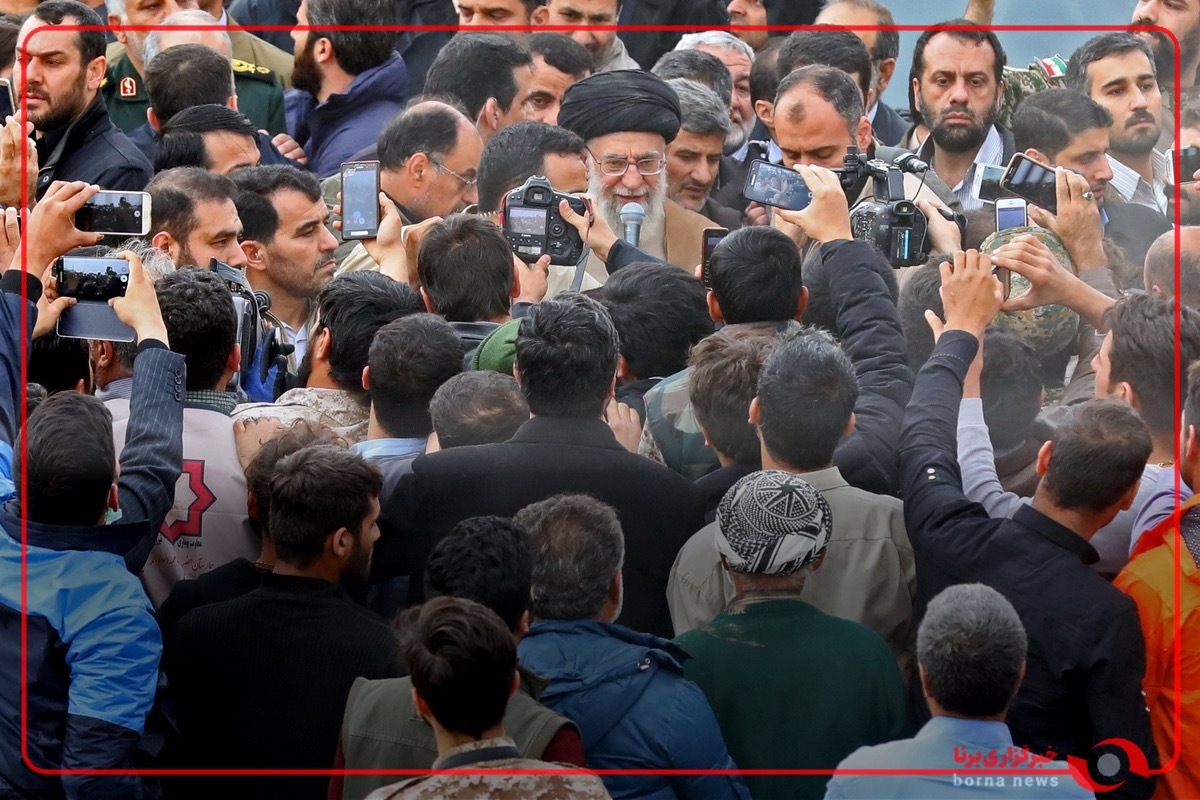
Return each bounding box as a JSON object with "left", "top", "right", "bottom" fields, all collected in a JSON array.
[
  {"left": 377, "top": 415, "right": 706, "bottom": 637},
  {"left": 1104, "top": 197, "right": 1171, "bottom": 274},
  {"left": 870, "top": 101, "right": 908, "bottom": 147}
]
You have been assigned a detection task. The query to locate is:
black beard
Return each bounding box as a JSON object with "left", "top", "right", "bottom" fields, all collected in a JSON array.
[
  {"left": 292, "top": 38, "right": 323, "bottom": 98},
  {"left": 930, "top": 112, "right": 993, "bottom": 154}
]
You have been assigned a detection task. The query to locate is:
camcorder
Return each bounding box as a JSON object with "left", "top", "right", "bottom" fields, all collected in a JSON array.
[
  {"left": 207, "top": 258, "right": 294, "bottom": 395},
  {"left": 502, "top": 175, "right": 588, "bottom": 266},
  {"left": 834, "top": 150, "right": 936, "bottom": 268}
]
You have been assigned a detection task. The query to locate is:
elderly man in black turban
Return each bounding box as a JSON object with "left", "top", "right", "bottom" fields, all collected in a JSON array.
[{"left": 558, "top": 69, "right": 714, "bottom": 281}]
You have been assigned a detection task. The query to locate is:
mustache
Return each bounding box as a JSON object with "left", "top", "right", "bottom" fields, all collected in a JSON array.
[
  {"left": 1125, "top": 111, "right": 1156, "bottom": 128},
  {"left": 936, "top": 104, "right": 979, "bottom": 123}
]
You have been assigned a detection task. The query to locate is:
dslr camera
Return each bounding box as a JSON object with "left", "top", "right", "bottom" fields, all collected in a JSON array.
[
  {"left": 502, "top": 175, "right": 588, "bottom": 266},
  {"left": 207, "top": 258, "right": 293, "bottom": 391},
  {"left": 834, "top": 150, "right": 931, "bottom": 268}
]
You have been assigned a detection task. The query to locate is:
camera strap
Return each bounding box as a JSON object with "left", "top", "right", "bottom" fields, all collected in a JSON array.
[{"left": 569, "top": 243, "right": 592, "bottom": 293}]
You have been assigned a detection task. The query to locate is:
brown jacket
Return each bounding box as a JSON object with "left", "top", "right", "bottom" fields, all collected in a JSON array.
[{"left": 585, "top": 198, "right": 713, "bottom": 284}]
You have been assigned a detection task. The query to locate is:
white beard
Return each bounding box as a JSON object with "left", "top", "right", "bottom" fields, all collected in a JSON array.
[
  {"left": 589, "top": 171, "right": 668, "bottom": 255},
  {"left": 725, "top": 113, "right": 755, "bottom": 152}
]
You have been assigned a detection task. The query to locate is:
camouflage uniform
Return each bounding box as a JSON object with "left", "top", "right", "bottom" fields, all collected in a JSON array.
[
  {"left": 102, "top": 51, "right": 288, "bottom": 136},
  {"left": 364, "top": 738, "right": 612, "bottom": 800},
  {"left": 999, "top": 56, "right": 1069, "bottom": 127},
  {"left": 232, "top": 387, "right": 369, "bottom": 443},
  {"left": 638, "top": 321, "right": 802, "bottom": 478}
]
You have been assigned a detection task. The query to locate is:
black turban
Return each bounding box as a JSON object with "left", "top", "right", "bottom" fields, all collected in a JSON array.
[{"left": 558, "top": 69, "right": 683, "bottom": 144}]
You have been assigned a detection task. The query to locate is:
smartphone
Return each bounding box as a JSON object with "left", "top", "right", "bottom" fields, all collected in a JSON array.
[
  {"left": 972, "top": 163, "right": 1007, "bottom": 204},
  {"left": 995, "top": 197, "right": 1028, "bottom": 231},
  {"left": 53, "top": 256, "right": 135, "bottom": 342},
  {"left": 742, "top": 159, "right": 813, "bottom": 211},
  {"left": 340, "top": 161, "right": 381, "bottom": 239},
  {"left": 1000, "top": 153, "right": 1058, "bottom": 215},
  {"left": 701, "top": 227, "right": 729, "bottom": 287},
  {"left": 74, "top": 191, "right": 151, "bottom": 236},
  {"left": 1173, "top": 145, "right": 1200, "bottom": 184},
  {"left": 0, "top": 79, "right": 12, "bottom": 119}
]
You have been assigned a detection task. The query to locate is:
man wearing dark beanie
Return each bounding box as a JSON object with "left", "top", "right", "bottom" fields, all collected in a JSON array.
[{"left": 558, "top": 69, "right": 713, "bottom": 282}]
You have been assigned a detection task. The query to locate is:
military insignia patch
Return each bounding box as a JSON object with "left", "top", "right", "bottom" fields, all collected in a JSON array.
[{"left": 119, "top": 76, "right": 137, "bottom": 98}]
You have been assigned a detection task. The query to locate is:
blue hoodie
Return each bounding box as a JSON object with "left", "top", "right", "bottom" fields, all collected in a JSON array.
[
  {"left": 518, "top": 619, "right": 751, "bottom": 800},
  {"left": 286, "top": 52, "right": 408, "bottom": 178}
]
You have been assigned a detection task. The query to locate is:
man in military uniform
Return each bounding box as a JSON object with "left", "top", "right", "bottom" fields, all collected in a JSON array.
[{"left": 104, "top": 8, "right": 287, "bottom": 135}]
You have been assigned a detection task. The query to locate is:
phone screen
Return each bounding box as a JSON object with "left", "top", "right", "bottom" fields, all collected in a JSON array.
[
  {"left": 701, "top": 228, "right": 729, "bottom": 287},
  {"left": 74, "top": 192, "right": 147, "bottom": 235},
  {"left": 1002, "top": 155, "right": 1058, "bottom": 214},
  {"left": 341, "top": 162, "right": 381, "bottom": 238},
  {"left": 1176, "top": 146, "right": 1200, "bottom": 184},
  {"left": 742, "top": 160, "right": 812, "bottom": 211},
  {"left": 56, "top": 257, "right": 130, "bottom": 302},
  {"left": 973, "top": 164, "right": 1006, "bottom": 203},
  {"left": 995, "top": 201, "right": 1027, "bottom": 231}
]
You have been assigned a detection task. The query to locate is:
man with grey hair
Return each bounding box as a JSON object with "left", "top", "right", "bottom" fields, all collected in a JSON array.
[
  {"left": 515, "top": 493, "right": 751, "bottom": 800},
  {"left": 663, "top": 79, "right": 741, "bottom": 228},
  {"left": 675, "top": 31, "right": 756, "bottom": 152},
  {"left": 137, "top": 11, "right": 288, "bottom": 137},
  {"left": 102, "top": 2, "right": 286, "bottom": 135},
  {"left": 826, "top": 584, "right": 1093, "bottom": 799},
  {"left": 675, "top": 469, "right": 907, "bottom": 800},
  {"left": 814, "top": 0, "right": 906, "bottom": 146}
]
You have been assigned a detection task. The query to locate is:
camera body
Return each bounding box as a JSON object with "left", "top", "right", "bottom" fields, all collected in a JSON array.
[
  {"left": 502, "top": 175, "right": 588, "bottom": 265},
  {"left": 835, "top": 150, "right": 931, "bottom": 268},
  {"left": 207, "top": 259, "right": 292, "bottom": 389},
  {"left": 850, "top": 198, "right": 929, "bottom": 268}
]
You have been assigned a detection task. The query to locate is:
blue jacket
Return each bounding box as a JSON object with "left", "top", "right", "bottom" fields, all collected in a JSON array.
[
  {"left": 0, "top": 270, "right": 185, "bottom": 798},
  {"left": 518, "top": 619, "right": 750, "bottom": 800},
  {"left": 285, "top": 53, "right": 408, "bottom": 178}
]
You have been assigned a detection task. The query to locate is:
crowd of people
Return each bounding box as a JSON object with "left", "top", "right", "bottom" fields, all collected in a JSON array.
[{"left": 0, "top": 0, "right": 1198, "bottom": 798}]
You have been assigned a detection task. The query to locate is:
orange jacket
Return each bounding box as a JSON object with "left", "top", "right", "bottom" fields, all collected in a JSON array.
[{"left": 1114, "top": 494, "right": 1200, "bottom": 800}]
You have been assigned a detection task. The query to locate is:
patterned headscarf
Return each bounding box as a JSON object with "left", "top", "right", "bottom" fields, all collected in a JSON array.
[{"left": 716, "top": 470, "right": 833, "bottom": 575}]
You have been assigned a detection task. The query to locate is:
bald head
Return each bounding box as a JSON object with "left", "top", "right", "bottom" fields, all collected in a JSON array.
[{"left": 1145, "top": 227, "right": 1200, "bottom": 309}]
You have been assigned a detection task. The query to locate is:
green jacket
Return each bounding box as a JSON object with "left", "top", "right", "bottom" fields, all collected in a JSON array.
[
  {"left": 339, "top": 669, "right": 579, "bottom": 800},
  {"left": 675, "top": 597, "right": 908, "bottom": 800},
  {"left": 102, "top": 52, "right": 287, "bottom": 136}
]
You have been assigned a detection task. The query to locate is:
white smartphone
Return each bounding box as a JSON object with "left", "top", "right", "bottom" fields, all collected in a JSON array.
[
  {"left": 995, "top": 197, "right": 1028, "bottom": 231},
  {"left": 74, "top": 191, "right": 152, "bottom": 237},
  {"left": 972, "top": 163, "right": 1007, "bottom": 204}
]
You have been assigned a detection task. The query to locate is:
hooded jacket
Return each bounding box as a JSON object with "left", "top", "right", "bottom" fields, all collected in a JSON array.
[
  {"left": 518, "top": 619, "right": 750, "bottom": 800},
  {"left": 285, "top": 52, "right": 408, "bottom": 178},
  {"left": 0, "top": 271, "right": 185, "bottom": 799}
]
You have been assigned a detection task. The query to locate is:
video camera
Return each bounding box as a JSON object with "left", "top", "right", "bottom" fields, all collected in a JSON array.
[
  {"left": 833, "top": 149, "right": 933, "bottom": 268},
  {"left": 502, "top": 175, "right": 588, "bottom": 266},
  {"left": 207, "top": 258, "right": 294, "bottom": 393}
]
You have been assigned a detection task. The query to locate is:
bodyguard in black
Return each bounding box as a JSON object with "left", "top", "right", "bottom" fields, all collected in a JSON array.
[
  {"left": 899, "top": 252, "right": 1157, "bottom": 800},
  {"left": 377, "top": 294, "right": 705, "bottom": 638},
  {"left": 17, "top": 2, "right": 151, "bottom": 202}
]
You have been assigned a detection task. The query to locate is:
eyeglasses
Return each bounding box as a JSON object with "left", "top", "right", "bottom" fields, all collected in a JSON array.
[
  {"left": 431, "top": 159, "right": 477, "bottom": 188},
  {"left": 590, "top": 150, "right": 666, "bottom": 177}
]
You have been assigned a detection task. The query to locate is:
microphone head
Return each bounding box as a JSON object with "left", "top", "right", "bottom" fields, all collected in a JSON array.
[{"left": 619, "top": 202, "right": 646, "bottom": 222}]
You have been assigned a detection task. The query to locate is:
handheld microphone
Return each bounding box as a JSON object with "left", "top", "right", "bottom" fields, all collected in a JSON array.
[
  {"left": 875, "top": 146, "right": 931, "bottom": 175},
  {"left": 619, "top": 202, "right": 645, "bottom": 247}
]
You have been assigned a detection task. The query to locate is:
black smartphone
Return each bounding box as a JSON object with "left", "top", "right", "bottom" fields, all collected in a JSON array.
[
  {"left": 1174, "top": 145, "right": 1200, "bottom": 184},
  {"left": 74, "top": 191, "right": 151, "bottom": 236},
  {"left": 701, "top": 227, "right": 729, "bottom": 287},
  {"left": 742, "top": 159, "right": 813, "bottom": 211},
  {"left": 1000, "top": 153, "right": 1058, "bottom": 215},
  {"left": 0, "top": 79, "right": 12, "bottom": 119},
  {"left": 340, "top": 161, "right": 381, "bottom": 239},
  {"left": 53, "top": 256, "right": 135, "bottom": 342}
]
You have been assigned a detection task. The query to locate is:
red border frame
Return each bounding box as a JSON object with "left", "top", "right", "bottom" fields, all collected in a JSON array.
[{"left": 13, "top": 18, "right": 1186, "bottom": 790}]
